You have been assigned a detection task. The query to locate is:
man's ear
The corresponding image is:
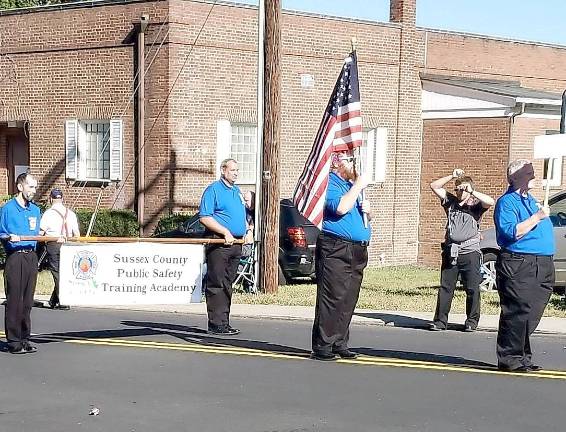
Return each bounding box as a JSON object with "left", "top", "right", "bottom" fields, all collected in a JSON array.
[{"left": 16, "top": 183, "right": 23, "bottom": 193}]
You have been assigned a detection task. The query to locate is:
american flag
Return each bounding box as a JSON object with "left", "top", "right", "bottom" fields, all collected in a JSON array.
[{"left": 292, "top": 51, "right": 362, "bottom": 228}]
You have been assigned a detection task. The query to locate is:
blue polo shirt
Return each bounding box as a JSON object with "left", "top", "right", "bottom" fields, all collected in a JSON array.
[
  {"left": 199, "top": 179, "right": 247, "bottom": 237},
  {"left": 494, "top": 188, "right": 555, "bottom": 255},
  {"left": 0, "top": 198, "right": 41, "bottom": 253},
  {"left": 321, "top": 172, "right": 371, "bottom": 242}
]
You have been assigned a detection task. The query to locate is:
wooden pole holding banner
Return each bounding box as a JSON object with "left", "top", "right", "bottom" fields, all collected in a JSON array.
[
  {"left": 11, "top": 236, "right": 243, "bottom": 245},
  {"left": 258, "top": 0, "right": 282, "bottom": 294},
  {"left": 350, "top": 37, "right": 368, "bottom": 228},
  {"left": 544, "top": 163, "right": 552, "bottom": 208},
  {"left": 533, "top": 132, "right": 566, "bottom": 207}
]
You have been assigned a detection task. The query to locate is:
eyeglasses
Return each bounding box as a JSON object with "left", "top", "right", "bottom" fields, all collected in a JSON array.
[{"left": 338, "top": 156, "right": 355, "bottom": 163}]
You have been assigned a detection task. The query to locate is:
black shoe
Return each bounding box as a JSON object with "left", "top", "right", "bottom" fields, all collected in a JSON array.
[
  {"left": 498, "top": 365, "right": 530, "bottom": 373},
  {"left": 525, "top": 364, "right": 543, "bottom": 372},
  {"left": 8, "top": 345, "right": 25, "bottom": 355},
  {"left": 22, "top": 341, "right": 37, "bottom": 353},
  {"left": 429, "top": 322, "right": 446, "bottom": 331},
  {"left": 332, "top": 349, "right": 359, "bottom": 359},
  {"left": 225, "top": 325, "right": 240, "bottom": 335},
  {"left": 55, "top": 304, "right": 70, "bottom": 310},
  {"left": 207, "top": 325, "right": 239, "bottom": 336},
  {"left": 463, "top": 324, "right": 476, "bottom": 333},
  {"left": 311, "top": 351, "right": 338, "bottom": 361}
]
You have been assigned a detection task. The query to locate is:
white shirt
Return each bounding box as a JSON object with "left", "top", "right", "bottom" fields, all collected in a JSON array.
[{"left": 40, "top": 203, "right": 80, "bottom": 237}]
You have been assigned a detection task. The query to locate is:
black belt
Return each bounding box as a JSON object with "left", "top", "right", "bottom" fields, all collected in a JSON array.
[
  {"left": 321, "top": 232, "right": 369, "bottom": 247},
  {"left": 11, "top": 248, "right": 34, "bottom": 254},
  {"left": 501, "top": 250, "right": 552, "bottom": 260}
]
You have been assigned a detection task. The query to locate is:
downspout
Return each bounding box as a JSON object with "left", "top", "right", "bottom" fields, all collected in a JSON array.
[
  {"left": 508, "top": 102, "right": 525, "bottom": 163},
  {"left": 137, "top": 15, "right": 149, "bottom": 236},
  {"left": 560, "top": 89, "right": 566, "bottom": 134}
]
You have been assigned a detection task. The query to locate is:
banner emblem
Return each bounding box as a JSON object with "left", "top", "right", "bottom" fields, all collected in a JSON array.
[{"left": 73, "top": 251, "right": 98, "bottom": 280}]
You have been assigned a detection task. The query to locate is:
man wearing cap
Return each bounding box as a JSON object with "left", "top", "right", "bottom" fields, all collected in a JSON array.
[
  {"left": 494, "top": 159, "right": 554, "bottom": 372},
  {"left": 39, "top": 188, "right": 80, "bottom": 310},
  {"left": 0, "top": 173, "right": 41, "bottom": 354},
  {"left": 311, "top": 150, "right": 371, "bottom": 361},
  {"left": 199, "top": 158, "right": 247, "bottom": 335}
]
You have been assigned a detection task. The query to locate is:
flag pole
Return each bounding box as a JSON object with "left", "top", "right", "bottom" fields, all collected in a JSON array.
[{"left": 351, "top": 37, "right": 368, "bottom": 228}]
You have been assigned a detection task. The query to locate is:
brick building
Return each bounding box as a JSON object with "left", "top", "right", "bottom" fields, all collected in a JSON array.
[{"left": 0, "top": 0, "right": 565, "bottom": 267}]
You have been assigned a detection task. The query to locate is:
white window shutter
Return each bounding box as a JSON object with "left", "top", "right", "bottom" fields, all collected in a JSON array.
[
  {"left": 109, "top": 119, "right": 123, "bottom": 181},
  {"left": 65, "top": 119, "right": 78, "bottom": 180},
  {"left": 216, "top": 120, "right": 231, "bottom": 177},
  {"left": 365, "top": 129, "right": 375, "bottom": 182},
  {"left": 374, "top": 127, "right": 388, "bottom": 183}
]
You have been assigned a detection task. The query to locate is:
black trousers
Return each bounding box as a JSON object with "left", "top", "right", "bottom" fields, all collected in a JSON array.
[
  {"left": 205, "top": 243, "right": 242, "bottom": 328},
  {"left": 312, "top": 234, "right": 368, "bottom": 354},
  {"left": 4, "top": 251, "right": 38, "bottom": 349},
  {"left": 496, "top": 252, "right": 554, "bottom": 370},
  {"left": 46, "top": 242, "right": 62, "bottom": 306},
  {"left": 433, "top": 248, "right": 482, "bottom": 328}
]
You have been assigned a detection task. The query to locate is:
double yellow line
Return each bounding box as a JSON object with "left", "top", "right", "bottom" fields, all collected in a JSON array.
[{"left": 3, "top": 330, "right": 566, "bottom": 380}]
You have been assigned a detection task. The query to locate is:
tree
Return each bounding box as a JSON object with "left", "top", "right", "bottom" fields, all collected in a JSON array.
[{"left": 0, "top": 1, "right": 63, "bottom": 10}]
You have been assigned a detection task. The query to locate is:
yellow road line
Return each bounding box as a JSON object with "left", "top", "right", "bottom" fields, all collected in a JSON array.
[{"left": 3, "top": 331, "right": 566, "bottom": 380}]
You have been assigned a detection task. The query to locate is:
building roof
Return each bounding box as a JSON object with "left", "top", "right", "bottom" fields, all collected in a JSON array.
[{"left": 421, "top": 74, "right": 562, "bottom": 104}]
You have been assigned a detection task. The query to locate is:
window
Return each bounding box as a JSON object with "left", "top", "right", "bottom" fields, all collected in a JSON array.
[
  {"left": 216, "top": 120, "right": 257, "bottom": 184},
  {"left": 542, "top": 157, "right": 562, "bottom": 188},
  {"left": 65, "top": 119, "right": 123, "bottom": 182},
  {"left": 549, "top": 193, "right": 566, "bottom": 227},
  {"left": 230, "top": 124, "right": 257, "bottom": 184},
  {"left": 359, "top": 127, "right": 388, "bottom": 183}
]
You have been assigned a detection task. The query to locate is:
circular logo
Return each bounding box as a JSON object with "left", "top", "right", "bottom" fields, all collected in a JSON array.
[{"left": 72, "top": 251, "right": 98, "bottom": 280}]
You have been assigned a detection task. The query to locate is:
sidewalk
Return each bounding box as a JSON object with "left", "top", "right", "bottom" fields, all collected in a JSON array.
[{"left": 26, "top": 295, "right": 566, "bottom": 335}]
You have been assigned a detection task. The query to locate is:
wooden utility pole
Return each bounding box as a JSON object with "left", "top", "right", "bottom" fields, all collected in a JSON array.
[{"left": 259, "top": 0, "right": 281, "bottom": 294}]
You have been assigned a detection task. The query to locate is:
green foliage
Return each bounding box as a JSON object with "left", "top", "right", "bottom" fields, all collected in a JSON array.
[
  {"left": 153, "top": 212, "right": 194, "bottom": 236},
  {"left": 0, "top": 0, "right": 62, "bottom": 10},
  {"left": 75, "top": 208, "right": 140, "bottom": 237}
]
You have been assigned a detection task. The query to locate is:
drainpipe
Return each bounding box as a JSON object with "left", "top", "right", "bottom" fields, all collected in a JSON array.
[
  {"left": 560, "top": 90, "right": 566, "bottom": 134},
  {"left": 137, "top": 15, "right": 149, "bottom": 236},
  {"left": 508, "top": 102, "right": 525, "bottom": 162}
]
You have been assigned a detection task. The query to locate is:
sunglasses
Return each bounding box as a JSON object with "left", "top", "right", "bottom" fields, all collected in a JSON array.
[{"left": 338, "top": 156, "right": 355, "bottom": 163}]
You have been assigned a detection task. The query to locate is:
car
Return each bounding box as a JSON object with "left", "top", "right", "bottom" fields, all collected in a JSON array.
[
  {"left": 479, "top": 190, "right": 566, "bottom": 292},
  {"left": 155, "top": 198, "right": 320, "bottom": 285}
]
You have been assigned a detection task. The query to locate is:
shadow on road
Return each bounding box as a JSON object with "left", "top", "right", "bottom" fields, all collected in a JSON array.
[
  {"left": 120, "top": 320, "right": 311, "bottom": 357},
  {"left": 354, "top": 347, "right": 494, "bottom": 368},
  {"left": 0, "top": 320, "right": 495, "bottom": 369},
  {"left": 354, "top": 312, "right": 432, "bottom": 329}
]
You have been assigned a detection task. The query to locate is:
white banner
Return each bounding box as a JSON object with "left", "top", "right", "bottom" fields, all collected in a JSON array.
[
  {"left": 533, "top": 134, "right": 566, "bottom": 159},
  {"left": 59, "top": 242, "right": 204, "bottom": 305}
]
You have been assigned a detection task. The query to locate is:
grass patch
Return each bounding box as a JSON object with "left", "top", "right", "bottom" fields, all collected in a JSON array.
[
  {"left": 3, "top": 266, "right": 565, "bottom": 318},
  {"left": 233, "top": 266, "right": 566, "bottom": 318}
]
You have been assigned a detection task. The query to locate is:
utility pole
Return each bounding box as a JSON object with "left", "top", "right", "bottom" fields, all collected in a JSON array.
[{"left": 259, "top": 0, "right": 282, "bottom": 294}]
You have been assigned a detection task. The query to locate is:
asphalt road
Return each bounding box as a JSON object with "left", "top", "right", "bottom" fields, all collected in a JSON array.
[{"left": 1, "top": 307, "right": 566, "bottom": 432}]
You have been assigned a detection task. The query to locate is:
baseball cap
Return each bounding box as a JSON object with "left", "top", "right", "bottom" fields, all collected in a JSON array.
[{"left": 50, "top": 188, "right": 63, "bottom": 199}]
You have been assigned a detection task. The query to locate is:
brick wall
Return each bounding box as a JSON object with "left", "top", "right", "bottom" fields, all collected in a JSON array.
[
  {"left": 424, "top": 30, "right": 566, "bottom": 92},
  {"left": 3, "top": 0, "right": 565, "bottom": 267},
  {"left": 0, "top": 0, "right": 169, "bottom": 214},
  {"left": 509, "top": 116, "right": 562, "bottom": 201},
  {"left": 419, "top": 118, "right": 510, "bottom": 266}
]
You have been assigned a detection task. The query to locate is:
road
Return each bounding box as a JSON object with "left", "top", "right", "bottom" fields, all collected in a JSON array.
[{"left": 1, "top": 307, "right": 565, "bottom": 432}]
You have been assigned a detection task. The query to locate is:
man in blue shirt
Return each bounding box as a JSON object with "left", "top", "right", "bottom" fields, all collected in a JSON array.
[
  {"left": 494, "top": 159, "right": 554, "bottom": 372},
  {"left": 311, "top": 150, "right": 371, "bottom": 361},
  {"left": 200, "top": 158, "right": 247, "bottom": 335},
  {"left": 0, "top": 173, "right": 41, "bottom": 354}
]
